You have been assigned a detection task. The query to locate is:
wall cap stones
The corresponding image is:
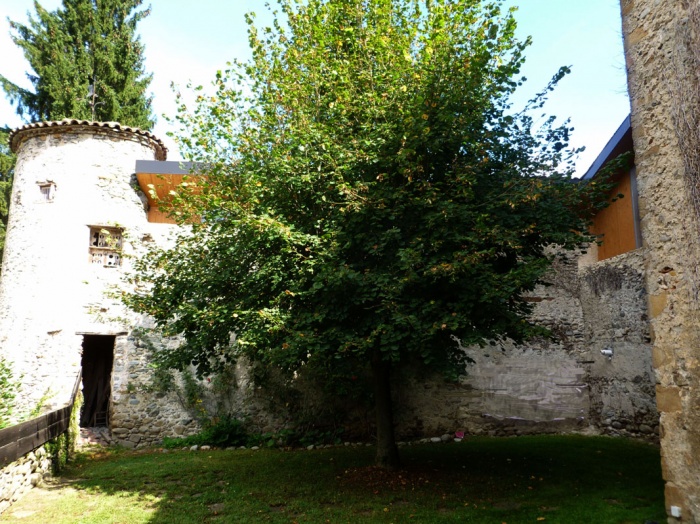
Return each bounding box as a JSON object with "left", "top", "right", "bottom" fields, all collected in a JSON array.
[{"left": 8, "top": 119, "right": 167, "bottom": 161}]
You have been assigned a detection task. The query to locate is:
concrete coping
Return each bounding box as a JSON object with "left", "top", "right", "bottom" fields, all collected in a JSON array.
[{"left": 8, "top": 119, "right": 168, "bottom": 161}]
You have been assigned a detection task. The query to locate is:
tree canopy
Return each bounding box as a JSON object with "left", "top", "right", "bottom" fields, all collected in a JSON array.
[
  {"left": 123, "top": 0, "right": 609, "bottom": 468},
  {"left": 1, "top": 0, "right": 153, "bottom": 129}
]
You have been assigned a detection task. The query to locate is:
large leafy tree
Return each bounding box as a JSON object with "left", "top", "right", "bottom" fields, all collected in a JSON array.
[
  {"left": 1, "top": 0, "right": 153, "bottom": 129},
  {"left": 123, "top": 0, "right": 609, "bottom": 468}
]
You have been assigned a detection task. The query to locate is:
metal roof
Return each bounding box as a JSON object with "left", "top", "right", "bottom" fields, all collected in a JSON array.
[
  {"left": 581, "top": 115, "right": 632, "bottom": 180},
  {"left": 135, "top": 159, "right": 205, "bottom": 175}
]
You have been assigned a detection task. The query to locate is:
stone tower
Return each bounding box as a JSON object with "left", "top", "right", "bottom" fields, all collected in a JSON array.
[{"left": 0, "top": 120, "right": 167, "bottom": 425}]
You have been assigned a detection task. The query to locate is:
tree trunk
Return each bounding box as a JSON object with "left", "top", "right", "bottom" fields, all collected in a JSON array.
[{"left": 370, "top": 352, "right": 401, "bottom": 470}]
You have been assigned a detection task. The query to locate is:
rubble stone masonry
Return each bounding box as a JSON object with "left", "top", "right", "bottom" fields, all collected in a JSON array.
[
  {"left": 395, "top": 249, "right": 657, "bottom": 441},
  {"left": 621, "top": 0, "right": 700, "bottom": 521}
]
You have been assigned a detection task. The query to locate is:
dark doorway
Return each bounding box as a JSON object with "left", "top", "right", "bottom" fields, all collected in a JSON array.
[{"left": 80, "top": 335, "right": 115, "bottom": 427}]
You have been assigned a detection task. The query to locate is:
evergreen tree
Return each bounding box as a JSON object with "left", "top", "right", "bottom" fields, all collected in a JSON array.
[
  {"left": 1, "top": 0, "right": 154, "bottom": 129},
  {"left": 0, "top": 129, "right": 13, "bottom": 263}
]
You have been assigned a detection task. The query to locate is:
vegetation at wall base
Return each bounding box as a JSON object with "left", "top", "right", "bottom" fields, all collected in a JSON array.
[
  {"left": 0, "top": 356, "right": 20, "bottom": 428},
  {"left": 45, "top": 390, "right": 82, "bottom": 474},
  {"left": 0, "top": 435, "right": 665, "bottom": 524},
  {"left": 161, "top": 416, "right": 248, "bottom": 449},
  {"left": 161, "top": 416, "right": 346, "bottom": 450}
]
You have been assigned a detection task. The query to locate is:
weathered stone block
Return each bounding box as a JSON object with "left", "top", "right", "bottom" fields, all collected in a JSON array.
[
  {"left": 656, "top": 386, "right": 682, "bottom": 413},
  {"left": 648, "top": 292, "right": 668, "bottom": 318},
  {"left": 665, "top": 482, "right": 687, "bottom": 517}
]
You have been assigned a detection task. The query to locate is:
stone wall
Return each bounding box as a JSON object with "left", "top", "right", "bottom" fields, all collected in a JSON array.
[
  {"left": 107, "top": 328, "right": 201, "bottom": 447},
  {"left": 580, "top": 249, "right": 658, "bottom": 438},
  {"left": 0, "top": 121, "right": 659, "bottom": 456},
  {"left": 97, "top": 322, "right": 295, "bottom": 447},
  {"left": 99, "top": 246, "right": 658, "bottom": 446},
  {"left": 0, "top": 446, "right": 51, "bottom": 514},
  {"left": 393, "top": 248, "right": 657, "bottom": 441},
  {"left": 620, "top": 0, "right": 700, "bottom": 521}
]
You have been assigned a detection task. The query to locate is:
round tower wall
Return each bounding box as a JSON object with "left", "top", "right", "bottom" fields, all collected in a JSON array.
[{"left": 0, "top": 123, "right": 165, "bottom": 417}]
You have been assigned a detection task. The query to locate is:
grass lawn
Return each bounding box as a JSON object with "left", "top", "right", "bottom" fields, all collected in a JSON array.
[{"left": 1, "top": 435, "right": 665, "bottom": 523}]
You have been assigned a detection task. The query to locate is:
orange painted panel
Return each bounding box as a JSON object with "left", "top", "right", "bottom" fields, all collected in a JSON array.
[
  {"left": 136, "top": 173, "right": 187, "bottom": 206},
  {"left": 591, "top": 171, "right": 637, "bottom": 261},
  {"left": 135, "top": 172, "right": 204, "bottom": 224},
  {"left": 147, "top": 206, "right": 178, "bottom": 224}
]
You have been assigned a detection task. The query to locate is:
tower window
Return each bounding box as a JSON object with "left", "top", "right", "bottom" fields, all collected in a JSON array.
[
  {"left": 37, "top": 181, "right": 56, "bottom": 202},
  {"left": 88, "top": 226, "right": 123, "bottom": 267}
]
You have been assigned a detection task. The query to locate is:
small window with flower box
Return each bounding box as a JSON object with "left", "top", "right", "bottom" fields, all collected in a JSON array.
[{"left": 88, "top": 226, "right": 123, "bottom": 267}]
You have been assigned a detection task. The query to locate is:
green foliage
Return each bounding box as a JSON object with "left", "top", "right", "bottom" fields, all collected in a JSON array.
[
  {"left": 133, "top": 327, "right": 240, "bottom": 424},
  {"left": 180, "top": 368, "right": 207, "bottom": 420},
  {"left": 0, "top": 358, "right": 59, "bottom": 429},
  {"left": 143, "top": 364, "right": 211, "bottom": 424},
  {"left": 68, "top": 390, "right": 82, "bottom": 459},
  {"left": 0, "top": 129, "right": 14, "bottom": 264},
  {"left": 45, "top": 390, "right": 82, "bottom": 474},
  {"left": 46, "top": 433, "right": 69, "bottom": 474},
  {"left": 245, "top": 426, "right": 346, "bottom": 448},
  {"left": 28, "top": 387, "right": 53, "bottom": 419},
  {"left": 123, "top": 0, "right": 612, "bottom": 465},
  {"left": 0, "top": 356, "right": 20, "bottom": 429},
  {"left": 0, "top": 128, "right": 13, "bottom": 184},
  {"left": 293, "top": 427, "right": 345, "bottom": 448},
  {"left": 162, "top": 416, "right": 248, "bottom": 449},
  {"left": 161, "top": 416, "right": 345, "bottom": 450},
  {"left": 1, "top": 0, "right": 153, "bottom": 128}
]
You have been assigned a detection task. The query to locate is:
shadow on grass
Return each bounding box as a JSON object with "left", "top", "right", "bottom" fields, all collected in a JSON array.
[{"left": 3, "top": 435, "right": 666, "bottom": 524}]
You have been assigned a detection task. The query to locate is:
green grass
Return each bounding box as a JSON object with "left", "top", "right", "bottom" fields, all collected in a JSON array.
[{"left": 1, "top": 435, "right": 665, "bottom": 523}]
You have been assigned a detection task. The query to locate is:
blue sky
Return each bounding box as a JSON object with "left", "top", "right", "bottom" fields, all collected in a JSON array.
[{"left": 0, "top": 0, "right": 629, "bottom": 176}]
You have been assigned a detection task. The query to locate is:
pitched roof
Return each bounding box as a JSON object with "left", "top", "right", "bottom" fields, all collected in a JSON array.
[{"left": 581, "top": 115, "right": 632, "bottom": 180}]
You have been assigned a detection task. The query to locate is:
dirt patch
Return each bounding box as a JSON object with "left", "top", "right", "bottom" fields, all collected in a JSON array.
[
  {"left": 0, "top": 478, "right": 81, "bottom": 522},
  {"left": 339, "top": 465, "right": 450, "bottom": 494}
]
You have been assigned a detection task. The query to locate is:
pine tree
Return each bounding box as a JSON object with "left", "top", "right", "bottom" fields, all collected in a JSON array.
[
  {"left": 0, "top": 129, "right": 14, "bottom": 262},
  {"left": 1, "top": 0, "right": 154, "bottom": 129}
]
